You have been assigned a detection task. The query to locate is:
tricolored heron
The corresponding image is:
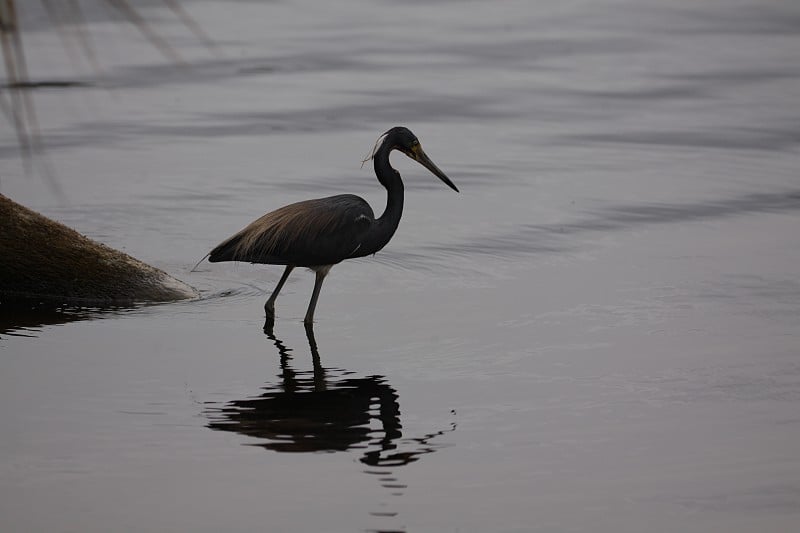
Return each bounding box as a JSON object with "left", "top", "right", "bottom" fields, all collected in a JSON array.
[{"left": 207, "top": 126, "right": 458, "bottom": 324}]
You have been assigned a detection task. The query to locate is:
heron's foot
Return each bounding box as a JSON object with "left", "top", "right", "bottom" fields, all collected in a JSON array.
[{"left": 263, "top": 315, "right": 275, "bottom": 335}]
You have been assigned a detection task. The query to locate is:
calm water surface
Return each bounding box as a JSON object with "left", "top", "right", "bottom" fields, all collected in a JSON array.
[{"left": 2, "top": 0, "right": 799, "bottom": 531}]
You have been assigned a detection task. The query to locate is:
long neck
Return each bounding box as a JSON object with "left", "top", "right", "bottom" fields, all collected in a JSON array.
[{"left": 366, "top": 142, "right": 404, "bottom": 253}]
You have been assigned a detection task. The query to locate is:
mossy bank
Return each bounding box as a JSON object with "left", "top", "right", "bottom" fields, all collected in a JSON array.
[{"left": 1, "top": 194, "right": 196, "bottom": 305}]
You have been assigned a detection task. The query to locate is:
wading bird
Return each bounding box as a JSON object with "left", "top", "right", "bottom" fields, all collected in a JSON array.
[{"left": 207, "top": 126, "right": 458, "bottom": 324}]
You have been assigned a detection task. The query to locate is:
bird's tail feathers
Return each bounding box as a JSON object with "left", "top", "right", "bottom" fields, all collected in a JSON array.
[{"left": 208, "top": 234, "right": 243, "bottom": 263}]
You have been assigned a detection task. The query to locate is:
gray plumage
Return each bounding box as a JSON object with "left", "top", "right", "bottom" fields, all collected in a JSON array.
[
  {"left": 207, "top": 126, "right": 458, "bottom": 324},
  {"left": 209, "top": 195, "right": 374, "bottom": 266}
]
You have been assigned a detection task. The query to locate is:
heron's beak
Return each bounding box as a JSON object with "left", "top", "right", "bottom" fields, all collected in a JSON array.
[{"left": 411, "top": 145, "right": 459, "bottom": 192}]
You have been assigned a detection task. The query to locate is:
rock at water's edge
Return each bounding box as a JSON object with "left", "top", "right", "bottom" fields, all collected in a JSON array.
[{"left": 0, "top": 194, "right": 197, "bottom": 304}]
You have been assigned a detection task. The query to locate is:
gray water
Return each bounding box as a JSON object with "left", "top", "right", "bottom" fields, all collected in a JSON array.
[{"left": 2, "top": 0, "right": 800, "bottom": 531}]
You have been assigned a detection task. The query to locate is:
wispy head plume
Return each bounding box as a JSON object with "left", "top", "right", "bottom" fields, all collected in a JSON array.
[{"left": 360, "top": 129, "right": 391, "bottom": 168}]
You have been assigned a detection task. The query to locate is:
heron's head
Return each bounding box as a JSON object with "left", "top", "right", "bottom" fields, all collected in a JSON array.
[{"left": 366, "top": 126, "right": 459, "bottom": 192}]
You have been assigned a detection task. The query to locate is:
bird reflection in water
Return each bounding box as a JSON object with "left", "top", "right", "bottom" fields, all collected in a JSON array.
[{"left": 206, "top": 320, "right": 456, "bottom": 523}]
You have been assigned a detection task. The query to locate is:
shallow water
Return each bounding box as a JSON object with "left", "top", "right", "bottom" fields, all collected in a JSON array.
[{"left": 2, "top": 0, "right": 800, "bottom": 531}]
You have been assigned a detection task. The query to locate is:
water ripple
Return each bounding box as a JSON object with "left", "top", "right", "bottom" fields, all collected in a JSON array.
[{"left": 418, "top": 189, "right": 800, "bottom": 267}]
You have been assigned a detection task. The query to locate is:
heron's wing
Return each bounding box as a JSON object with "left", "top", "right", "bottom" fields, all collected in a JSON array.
[{"left": 209, "top": 194, "right": 374, "bottom": 266}]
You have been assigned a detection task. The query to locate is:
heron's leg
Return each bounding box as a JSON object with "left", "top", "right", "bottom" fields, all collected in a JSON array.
[
  {"left": 304, "top": 267, "right": 330, "bottom": 324},
  {"left": 265, "top": 265, "right": 294, "bottom": 318}
]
